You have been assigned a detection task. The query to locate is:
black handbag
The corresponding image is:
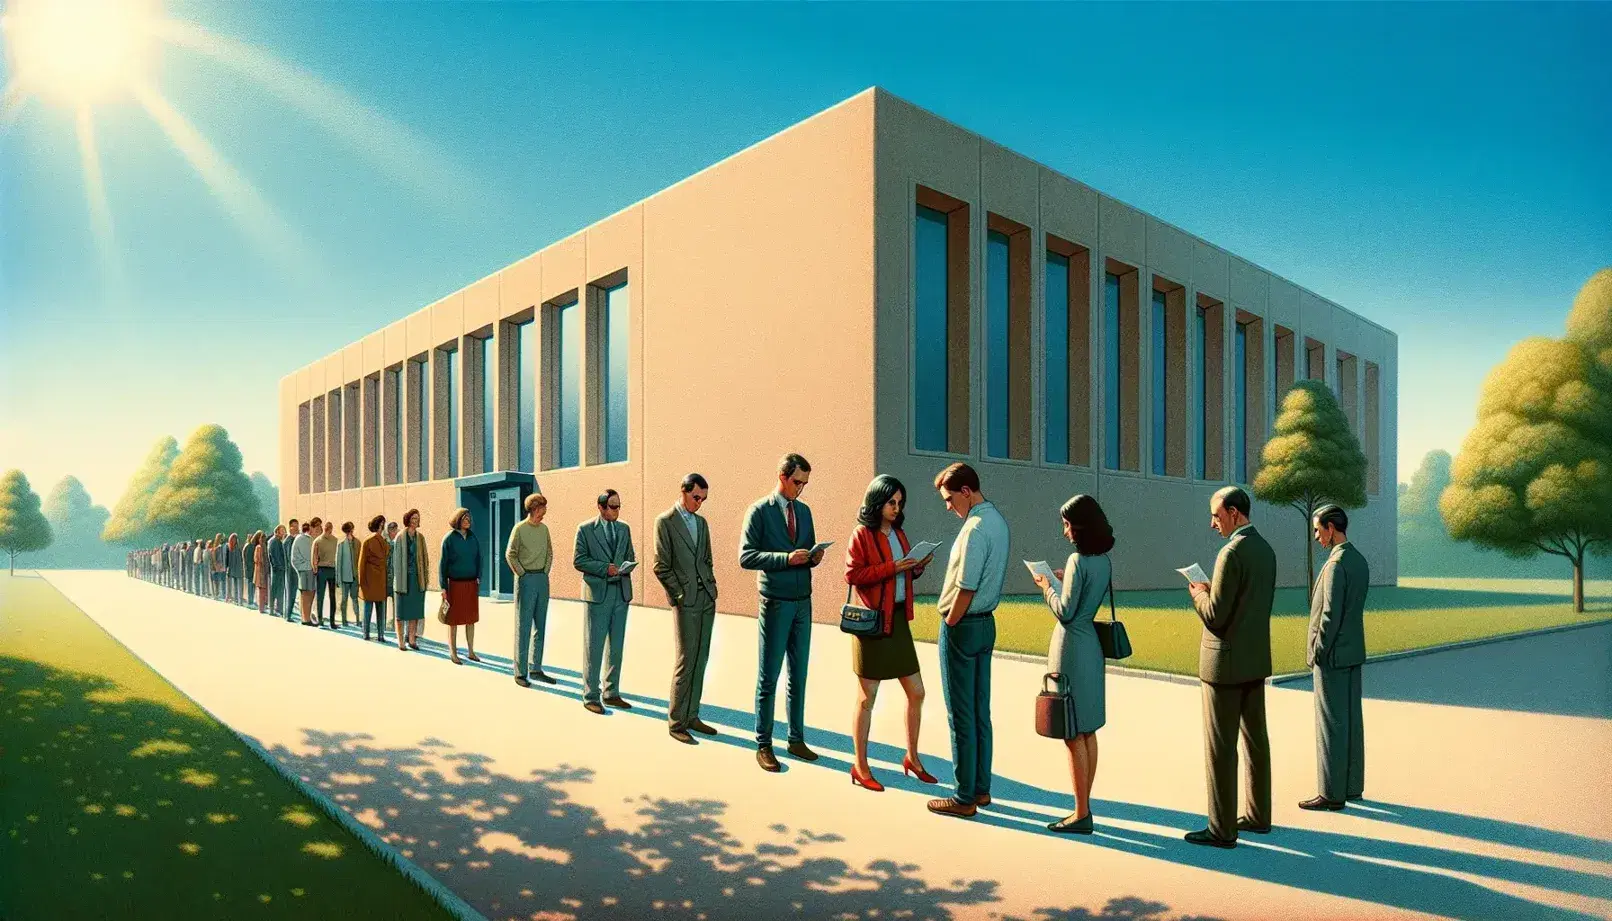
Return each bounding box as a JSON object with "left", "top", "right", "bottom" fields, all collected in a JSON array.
[
  {"left": 1035, "top": 672, "right": 1075, "bottom": 738},
  {"left": 1093, "top": 579, "right": 1132, "bottom": 660},
  {"left": 838, "top": 583, "right": 889, "bottom": 638}
]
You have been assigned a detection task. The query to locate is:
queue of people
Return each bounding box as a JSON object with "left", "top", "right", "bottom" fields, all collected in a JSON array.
[{"left": 128, "top": 458, "right": 1369, "bottom": 846}]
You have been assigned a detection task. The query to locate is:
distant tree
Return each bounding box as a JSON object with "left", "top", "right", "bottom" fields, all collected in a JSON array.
[
  {"left": 249, "top": 472, "right": 279, "bottom": 529},
  {"left": 1253, "top": 379, "right": 1368, "bottom": 589},
  {"left": 103, "top": 436, "right": 179, "bottom": 545},
  {"left": 0, "top": 470, "right": 53, "bottom": 574},
  {"left": 1443, "top": 272, "right": 1612, "bottom": 613},
  {"left": 37, "top": 476, "right": 117, "bottom": 570},
  {"left": 145, "top": 425, "right": 266, "bottom": 541}
]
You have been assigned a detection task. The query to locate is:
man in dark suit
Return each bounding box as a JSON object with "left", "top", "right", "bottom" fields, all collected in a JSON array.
[
  {"left": 1302, "top": 504, "right": 1369, "bottom": 811},
  {"left": 654, "top": 473, "right": 720, "bottom": 745},
  {"left": 739, "top": 453, "right": 825, "bottom": 772},
  {"left": 1185, "top": 486, "right": 1276, "bottom": 848},
  {"left": 574, "top": 489, "right": 637, "bottom": 715}
]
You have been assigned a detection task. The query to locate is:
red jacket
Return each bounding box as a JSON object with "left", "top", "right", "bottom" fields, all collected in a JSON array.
[{"left": 845, "top": 525, "right": 927, "bottom": 625}]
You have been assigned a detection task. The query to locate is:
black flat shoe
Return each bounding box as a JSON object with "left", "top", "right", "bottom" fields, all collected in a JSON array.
[
  {"left": 1184, "top": 829, "right": 1236, "bottom": 849},
  {"left": 529, "top": 671, "right": 557, "bottom": 685},
  {"left": 1049, "top": 813, "right": 1093, "bottom": 834},
  {"left": 1298, "top": 796, "right": 1346, "bottom": 812},
  {"left": 1237, "top": 817, "right": 1273, "bottom": 834}
]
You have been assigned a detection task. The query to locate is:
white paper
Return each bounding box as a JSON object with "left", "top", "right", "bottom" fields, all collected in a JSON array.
[
  {"left": 616, "top": 559, "right": 638, "bottom": 575},
  {"left": 1177, "top": 562, "right": 1208, "bottom": 584},
  {"left": 1023, "top": 560, "right": 1062, "bottom": 595},
  {"left": 903, "top": 540, "right": 941, "bottom": 561},
  {"left": 809, "top": 541, "right": 834, "bottom": 556}
]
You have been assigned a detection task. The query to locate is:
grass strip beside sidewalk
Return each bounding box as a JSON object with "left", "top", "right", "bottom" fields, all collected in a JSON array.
[{"left": 0, "top": 572, "right": 459, "bottom": 921}]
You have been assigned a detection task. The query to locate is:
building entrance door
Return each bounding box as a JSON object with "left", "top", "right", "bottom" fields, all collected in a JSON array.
[{"left": 488, "top": 486, "right": 520, "bottom": 601}]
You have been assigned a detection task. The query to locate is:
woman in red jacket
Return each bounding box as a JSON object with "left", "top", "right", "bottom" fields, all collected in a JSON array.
[{"left": 845, "top": 474, "right": 938, "bottom": 792}]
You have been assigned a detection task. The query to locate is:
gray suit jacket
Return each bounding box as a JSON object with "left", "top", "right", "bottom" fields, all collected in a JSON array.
[
  {"left": 574, "top": 517, "right": 636, "bottom": 604},
  {"left": 1308, "top": 541, "right": 1369, "bottom": 669},
  {"left": 653, "top": 506, "right": 717, "bottom": 608},
  {"left": 1192, "top": 526, "right": 1277, "bottom": 684}
]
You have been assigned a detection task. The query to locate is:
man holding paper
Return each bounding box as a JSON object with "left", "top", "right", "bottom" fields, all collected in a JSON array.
[
  {"left": 574, "top": 488, "right": 638, "bottom": 715},
  {"left": 739, "top": 453, "right": 826, "bottom": 772},
  {"left": 1185, "top": 485, "right": 1276, "bottom": 848}
]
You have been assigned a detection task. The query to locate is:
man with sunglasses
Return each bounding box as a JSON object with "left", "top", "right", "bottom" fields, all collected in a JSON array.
[
  {"left": 740, "top": 453, "right": 825, "bottom": 772},
  {"left": 654, "top": 473, "right": 720, "bottom": 744},
  {"left": 574, "top": 489, "right": 638, "bottom": 714}
]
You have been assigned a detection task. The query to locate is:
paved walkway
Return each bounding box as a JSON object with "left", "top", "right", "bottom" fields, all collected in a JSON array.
[{"left": 45, "top": 571, "right": 1612, "bottom": 921}]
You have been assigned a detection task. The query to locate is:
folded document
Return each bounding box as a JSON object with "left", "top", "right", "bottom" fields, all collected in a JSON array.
[{"left": 1176, "top": 562, "right": 1208, "bottom": 584}]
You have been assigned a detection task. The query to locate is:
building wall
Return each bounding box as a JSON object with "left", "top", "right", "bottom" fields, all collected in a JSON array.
[
  {"left": 872, "top": 90, "right": 1398, "bottom": 593},
  {"left": 279, "top": 91, "right": 879, "bottom": 622}
]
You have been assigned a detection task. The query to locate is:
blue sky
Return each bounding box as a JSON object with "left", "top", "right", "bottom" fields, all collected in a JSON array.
[{"left": 2, "top": 0, "right": 1609, "bottom": 508}]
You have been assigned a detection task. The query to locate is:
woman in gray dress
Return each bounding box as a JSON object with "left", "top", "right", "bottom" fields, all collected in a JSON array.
[{"left": 1031, "top": 494, "right": 1114, "bottom": 835}]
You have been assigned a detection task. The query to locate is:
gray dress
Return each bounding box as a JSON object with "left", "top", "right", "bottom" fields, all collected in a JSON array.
[{"left": 1041, "top": 550, "right": 1111, "bottom": 734}]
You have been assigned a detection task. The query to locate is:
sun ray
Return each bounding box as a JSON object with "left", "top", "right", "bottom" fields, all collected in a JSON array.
[
  {"left": 153, "top": 19, "right": 483, "bottom": 212},
  {"left": 131, "top": 81, "right": 322, "bottom": 281},
  {"left": 74, "top": 104, "right": 126, "bottom": 296}
]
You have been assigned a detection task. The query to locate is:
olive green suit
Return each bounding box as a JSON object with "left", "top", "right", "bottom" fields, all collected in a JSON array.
[
  {"left": 653, "top": 505, "right": 719, "bottom": 732},
  {"left": 1308, "top": 541, "right": 1369, "bottom": 801},
  {"left": 1192, "top": 525, "right": 1277, "bottom": 841}
]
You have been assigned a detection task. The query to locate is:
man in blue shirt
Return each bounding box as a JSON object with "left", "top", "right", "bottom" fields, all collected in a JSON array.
[{"left": 929, "top": 463, "right": 1010, "bottom": 818}]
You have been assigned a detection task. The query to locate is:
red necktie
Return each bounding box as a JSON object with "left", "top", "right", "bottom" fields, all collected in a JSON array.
[{"left": 786, "top": 501, "right": 797, "bottom": 543}]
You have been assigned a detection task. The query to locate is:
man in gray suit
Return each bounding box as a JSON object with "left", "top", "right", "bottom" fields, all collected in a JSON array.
[
  {"left": 574, "top": 489, "right": 637, "bottom": 715},
  {"left": 654, "top": 473, "right": 720, "bottom": 745},
  {"left": 267, "top": 525, "right": 289, "bottom": 617},
  {"left": 1302, "top": 504, "right": 1369, "bottom": 810},
  {"left": 1185, "top": 486, "right": 1277, "bottom": 848}
]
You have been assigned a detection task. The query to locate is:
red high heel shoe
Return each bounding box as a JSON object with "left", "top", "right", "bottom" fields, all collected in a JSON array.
[
  {"left": 850, "top": 765, "right": 885, "bottom": 792},
  {"left": 903, "top": 756, "right": 938, "bottom": 784}
]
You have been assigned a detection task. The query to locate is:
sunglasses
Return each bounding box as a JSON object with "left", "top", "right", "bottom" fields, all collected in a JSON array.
[
  {"left": 605, "top": 504, "right": 622, "bottom": 510},
  {"left": 689, "top": 495, "right": 707, "bottom": 502}
]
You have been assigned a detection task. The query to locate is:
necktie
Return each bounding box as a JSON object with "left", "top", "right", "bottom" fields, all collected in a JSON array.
[{"left": 786, "top": 500, "right": 797, "bottom": 543}]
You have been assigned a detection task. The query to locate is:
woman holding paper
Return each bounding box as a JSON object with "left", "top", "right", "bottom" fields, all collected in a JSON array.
[
  {"left": 844, "top": 474, "right": 938, "bottom": 792},
  {"left": 1031, "top": 494, "right": 1115, "bottom": 834}
]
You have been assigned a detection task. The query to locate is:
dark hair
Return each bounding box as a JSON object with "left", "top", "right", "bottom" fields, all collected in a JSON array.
[
  {"left": 403, "top": 508, "right": 420, "bottom": 528},
  {"left": 301, "top": 523, "right": 311, "bottom": 534},
  {"left": 341, "top": 521, "right": 355, "bottom": 535},
  {"left": 288, "top": 518, "right": 298, "bottom": 526},
  {"left": 933, "top": 462, "right": 981, "bottom": 494},
  {"left": 1213, "top": 486, "right": 1251, "bottom": 518},
  {"left": 1060, "top": 494, "right": 1115, "bottom": 556},
  {"left": 681, "top": 473, "right": 709, "bottom": 493},
  {"left": 367, "top": 515, "right": 385, "bottom": 533},
  {"left": 597, "top": 489, "right": 620, "bottom": 508},
  {"left": 308, "top": 517, "right": 322, "bottom": 528},
  {"left": 857, "top": 475, "right": 907, "bottom": 531},
  {"left": 778, "top": 454, "right": 811, "bottom": 477},
  {"left": 1315, "top": 504, "right": 1349, "bottom": 534}
]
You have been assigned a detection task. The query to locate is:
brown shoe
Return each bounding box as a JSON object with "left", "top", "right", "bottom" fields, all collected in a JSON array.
[
  {"left": 669, "top": 728, "right": 695, "bottom": 745},
  {"left": 757, "top": 747, "right": 781, "bottom": 772},
  {"left": 927, "top": 798, "right": 977, "bottom": 819},
  {"left": 1237, "top": 816, "right": 1272, "bottom": 834},
  {"left": 786, "top": 741, "right": 819, "bottom": 762},
  {"left": 603, "top": 696, "right": 633, "bottom": 710},
  {"left": 688, "top": 719, "right": 718, "bottom": 736},
  {"left": 976, "top": 794, "right": 992, "bottom": 807},
  {"left": 584, "top": 701, "right": 606, "bottom": 715},
  {"left": 514, "top": 676, "right": 530, "bottom": 688},
  {"left": 1298, "top": 796, "right": 1346, "bottom": 812}
]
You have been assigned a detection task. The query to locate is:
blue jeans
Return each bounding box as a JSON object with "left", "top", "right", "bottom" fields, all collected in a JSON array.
[
  {"left": 283, "top": 567, "right": 299, "bottom": 620},
  {"left": 754, "top": 597, "right": 812, "bottom": 748},
  {"left": 513, "top": 572, "right": 551, "bottom": 677},
  {"left": 939, "top": 614, "right": 996, "bottom": 805},
  {"left": 315, "top": 567, "right": 337, "bottom": 624}
]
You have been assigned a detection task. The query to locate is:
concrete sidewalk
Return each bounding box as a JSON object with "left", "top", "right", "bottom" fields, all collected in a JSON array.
[{"left": 46, "top": 571, "right": 1612, "bottom": 921}]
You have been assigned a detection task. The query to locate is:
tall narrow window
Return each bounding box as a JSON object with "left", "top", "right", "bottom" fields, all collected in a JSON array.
[
  {"left": 1104, "top": 272, "right": 1122, "bottom": 470},
  {"left": 1364, "top": 361, "right": 1381, "bottom": 494},
  {"left": 987, "top": 231, "right": 1010, "bottom": 459},
  {"left": 327, "top": 389, "right": 342, "bottom": 491},
  {"left": 516, "top": 320, "right": 536, "bottom": 473},
  {"left": 1306, "top": 337, "right": 1326, "bottom": 382},
  {"left": 386, "top": 366, "right": 402, "bottom": 484},
  {"left": 1336, "top": 351, "right": 1359, "bottom": 435},
  {"left": 1192, "top": 306, "right": 1206, "bottom": 479},
  {"left": 1273, "top": 325, "right": 1295, "bottom": 414},
  {"left": 558, "top": 296, "right": 581, "bottom": 469},
  {"left": 1151, "top": 289, "right": 1168, "bottom": 476},
  {"left": 603, "top": 281, "right": 630, "bottom": 464},
  {"left": 1234, "top": 322, "right": 1248, "bottom": 483},
  {"left": 366, "top": 376, "right": 380, "bottom": 487},
  {"left": 1195, "top": 296, "right": 1225, "bottom": 481},
  {"left": 443, "top": 348, "right": 459, "bottom": 479},
  {"left": 312, "top": 396, "right": 326, "bottom": 493},
  {"left": 1045, "top": 251, "right": 1070, "bottom": 465},
  {"left": 915, "top": 205, "right": 951, "bottom": 452},
  {"left": 985, "top": 217, "right": 1030, "bottom": 461},
  {"left": 480, "top": 335, "right": 495, "bottom": 473},
  {"left": 413, "top": 360, "right": 428, "bottom": 482},
  {"left": 298, "top": 402, "right": 311, "bottom": 494}
]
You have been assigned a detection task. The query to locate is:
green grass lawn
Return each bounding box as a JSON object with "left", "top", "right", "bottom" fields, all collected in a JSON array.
[
  {"left": 0, "top": 572, "right": 458, "bottom": 920},
  {"left": 912, "top": 578, "right": 1612, "bottom": 676}
]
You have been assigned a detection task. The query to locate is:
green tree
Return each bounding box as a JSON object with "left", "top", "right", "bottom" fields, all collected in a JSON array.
[
  {"left": 0, "top": 470, "right": 53, "bottom": 574},
  {"left": 249, "top": 472, "right": 279, "bottom": 530},
  {"left": 1442, "top": 281, "right": 1612, "bottom": 612},
  {"left": 103, "top": 436, "right": 179, "bottom": 545},
  {"left": 38, "top": 476, "right": 117, "bottom": 569},
  {"left": 146, "top": 425, "right": 266, "bottom": 541},
  {"left": 1252, "top": 379, "right": 1368, "bottom": 589}
]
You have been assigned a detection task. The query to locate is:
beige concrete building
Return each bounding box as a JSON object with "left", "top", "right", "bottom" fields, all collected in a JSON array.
[{"left": 279, "top": 88, "right": 1397, "bottom": 622}]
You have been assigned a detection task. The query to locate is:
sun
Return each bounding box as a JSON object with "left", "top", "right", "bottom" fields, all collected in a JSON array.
[{"left": 2, "top": 0, "right": 161, "bottom": 106}]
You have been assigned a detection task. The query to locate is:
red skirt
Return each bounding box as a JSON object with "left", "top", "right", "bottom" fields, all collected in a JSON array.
[{"left": 444, "top": 579, "right": 480, "bottom": 625}]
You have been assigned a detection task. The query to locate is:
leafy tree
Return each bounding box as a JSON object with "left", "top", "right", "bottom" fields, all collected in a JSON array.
[
  {"left": 103, "top": 436, "right": 179, "bottom": 545},
  {"left": 37, "top": 476, "right": 117, "bottom": 569},
  {"left": 1442, "top": 285, "right": 1612, "bottom": 612},
  {"left": 1253, "top": 379, "right": 1368, "bottom": 589},
  {"left": 146, "top": 425, "right": 266, "bottom": 541},
  {"left": 249, "top": 472, "right": 280, "bottom": 530},
  {"left": 0, "top": 470, "right": 53, "bottom": 574}
]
